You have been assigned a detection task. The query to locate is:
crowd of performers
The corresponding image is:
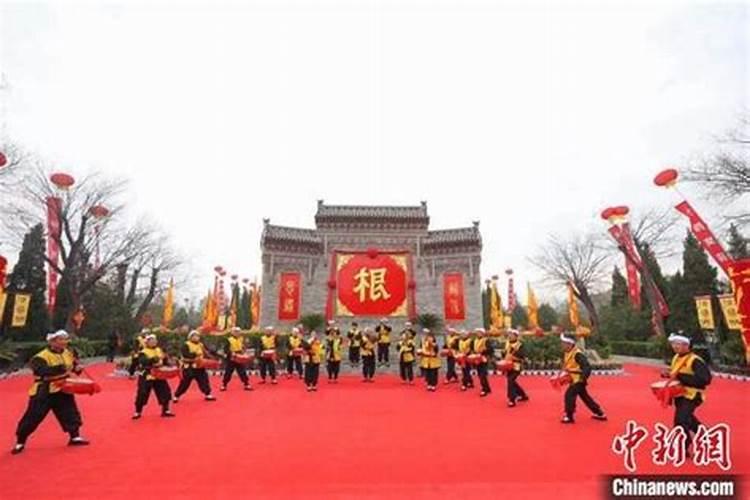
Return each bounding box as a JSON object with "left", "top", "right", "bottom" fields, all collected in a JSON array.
[{"left": 10, "top": 322, "right": 711, "bottom": 455}]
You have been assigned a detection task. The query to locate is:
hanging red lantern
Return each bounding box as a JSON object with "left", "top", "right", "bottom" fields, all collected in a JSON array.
[
  {"left": 407, "top": 280, "right": 416, "bottom": 290},
  {"left": 611, "top": 206, "right": 630, "bottom": 217},
  {"left": 0, "top": 151, "right": 7, "bottom": 168},
  {"left": 366, "top": 248, "right": 379, "bottom": 259},
  {"left": 214, "top": 266, "right": 223, "bottom": 273},
  {"left": 654, "top": 168, "right": 679, "bottom": 187},
  {"left": 89, "top": 205, "right": 110, "bottom": 219},
  {"left": 50, "top": 172, "right": 75, "bottom": 190},
  {"left": 600, "top": 207, "right": 615, "bottom": 220},
  {"left": 327, "top": 279, "right": 337, "bottom": 289}
]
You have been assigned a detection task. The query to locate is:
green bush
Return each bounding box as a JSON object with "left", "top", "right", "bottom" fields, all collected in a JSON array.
[
  {"left": 719, "top": 333, "right": 747, "bottom": 367},
  {"left": 300, "top": 314, "right": 325, "bottom": 333},
  {"left": 609, "top": 336, "right": 671, "bottom": 361}
]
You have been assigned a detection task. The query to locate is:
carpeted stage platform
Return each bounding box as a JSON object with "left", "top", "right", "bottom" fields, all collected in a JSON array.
[{"left": 0, "top": 363, "right": 747, "bottom": 499}]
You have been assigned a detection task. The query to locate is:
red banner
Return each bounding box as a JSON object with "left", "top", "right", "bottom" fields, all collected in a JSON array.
[
  {"left": 278, "top": 272, "right": 301, "bottom": 321},
  {"left": 728, "top": 259, "right": 750, "bottom": 364},
  {"left": 335, "top": 251, "right": 408, "bottom": 316},
  {"left": 621, "top": 223, "right": 641, "bottom": 309},
  {"left": 0, "top": 255, "right": 6, "bottom": 290},
  {"left": 46, "top": 196, "right": 62, "bottom": 314},
  {"left": 443, "top": 273, "right": 465, "bottom": 321},
  {"left": 675, "top": 201, "right": 732, "bottom": 274}
]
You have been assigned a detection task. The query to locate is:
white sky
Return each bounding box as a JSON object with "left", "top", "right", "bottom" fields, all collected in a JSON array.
[{"left": 0, "top": 0, "right": 747, "bottom": 305}]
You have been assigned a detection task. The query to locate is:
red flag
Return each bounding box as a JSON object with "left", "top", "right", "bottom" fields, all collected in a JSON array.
[
  {"left": 675, "top": 201, "right": 732, "bottom": 274},
  {"left": 46, "top": 197, "right": 62, "bottom": 314},
  {"left": 443, "top": 273, "right": 466, "bottom": 321},
  {"left": 728, "top": 259, "right": 750, "bottom": 364}
]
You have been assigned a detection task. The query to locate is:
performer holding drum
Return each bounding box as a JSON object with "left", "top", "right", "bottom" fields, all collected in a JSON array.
[
  {"left": 325, "top": 327, "right": 343, "bottom": 383},
  {"left": 458, "top": 330, "right": 475, "bottom": 391},
  {"left": 303, "top": 331, "right": 323, "bottom": 392},
  {"left": 259, "top": 326, "right": 279, "bottom": 384},
  {"left": 665, "top": 333, "right": 711, "bottom": 446},
  {"left": 221, "top": 327, "right": 253, "bottom": 392},
  {"left": 173, "top": 330, "right": 218, "bottom": 403},
  {"left": 346, "top": 321, "right": 362, "bottom": 367},
  {"left": 501, "top": 329, "right": 528, "bottom": 407},
  {"left": 443, "top": 328, "right": 460, "bottom": 384},
  {"left": 286, "top": 327, "right": 304, "bottom": 378},
  {"left": 12, "top": 330, "right": 90, "bottom": 455},
  {"left": 361, "top": 328, "right": 377, "bottom": 382},
  {"left": 472, "top": 328, "right": 493, "bottom": 397},
  {"left": 420, "top": 329, "right": 441, "bottom": 392},
  {"left": 133, "top": 334, "right": 176, "bottom": 419},
  {"left": 559, "top": 333, "right": 606, "bottom": 424},
  {"left": 376, "top": 319, "right": 392, "bottom": 367},
  {"left": 127, "top": 328, "right": 149, "bottom": 378},
  {"left": 397, "top": 331, "right": 416, "bottom": 384}
]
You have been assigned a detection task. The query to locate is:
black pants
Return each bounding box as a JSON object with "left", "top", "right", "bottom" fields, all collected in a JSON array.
[
  {"left": 128, "top": 354, "right": 139, "bottom": 376},
  {"left": 326, "top": 360, "right": 341, "bottom": 379},
  {"left": 564, "top": 382, "right": 604, "bottom": 419},
  {"left": 16, "top": 390, "right": 82, "bottom": 444},
  {"left": 362, "top": 355, "right": 375, "bottom": 379},
  {"left": 304, "top": 363, "right": 320, "bottom": 387},
  {"left": 106, "top": 345, "right": 117, "bottom": 362},
  {"left": 446, "top": 357, "right": 458, "bottom": 381},
  {"left": 175, "top": 367, "right": 212, "bottom": 397},
  {"left": 377, "top": 344, "right": 390, "bottom": 364},
  {"left": 506, "top": 370, "right": 527, "bottom": 401},
  {"left": 286, "top": 355, "right": 303, "bottom": 376},
  {"left": 461, "top": 365, "right": 474, "bottom": 388},
  {"left": 477, "top": 363, "right": 492, "bottom": 394},
  {"left": 260, "top": 358, "right": 277, "bottom": 381},
  {"left": 135, "top": 377, "right": 172, "bottom": 413},
  {"left": 349, "top": 346, "right": 360, "bottom": 365},
  {"left": 674, "top": 396, "right": 703, "bottom": 437},
  {"left": 222, "top": 361, "right": 250, "bottom": 387},
  {"left": 424, "top": 367, "right": 439, "bottom": 387},
  {"left": 399, "top": 360, "right": 414, "bottom": 381}
]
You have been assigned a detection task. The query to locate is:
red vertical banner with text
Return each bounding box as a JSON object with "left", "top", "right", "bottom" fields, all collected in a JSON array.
[
  {"left": 278, "top": 272, "right": 301, "bottom": 321},
  {"left": 443, "top": 273, "right": 466, "bottom": 321},
  {"left": 675, "top": 201, "right": 732, "bottom": 274},
  {"left": 46, "top": 196, "right": 62, "bottom": 315},
  {"left": 728, "top": 259, "right": 750, "bottom": 364}
]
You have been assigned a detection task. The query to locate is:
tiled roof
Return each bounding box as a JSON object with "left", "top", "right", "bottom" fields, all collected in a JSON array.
[
  {"left": 423, "top": 226, "right": 482, "bottom": 251},
  {"left": 315, "top": 201, "right": 429, "bottom": 227},
  {"left": 261, "top": 223, "right": 322, "bottom": 251}
]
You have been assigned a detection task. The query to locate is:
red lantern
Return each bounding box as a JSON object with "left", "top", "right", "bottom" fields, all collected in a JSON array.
[
  {"left": 327, "top": 279, "right": 337, "bottom": 289},
  {"left": 611, "top": 206, "right": 629, "bottom": 217},
  {"left": 0, "top": 151, "right": 7, "bottom": 168},
  {"left": 600, "top": 207, "right": 615, "bottom": 220},
  {"left": 50, "top": 172, "right": 75, "bottom": 190},
  {"left": 88, "top": 205, "right": 109, "bottom": 218},
  {"left": 654, "top": 168, "right": 679, "bottom": 187},
  {"left": 214, "top": 266, "right": 223, "bottom": 273},
  {"left": 366, "top": 248, "right": 379, "bottom": 259},
  {"left": 408, "top": 280, "right": 416, "bottom": 290}
]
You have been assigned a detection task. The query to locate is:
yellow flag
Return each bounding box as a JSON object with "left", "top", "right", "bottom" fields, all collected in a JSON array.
[
  {"left": 489, "top": 278, "right": 504, "bottom": 331},
  {"left": 162, "top": 279, "right": 174, "bottom": 327},
  {"left": 718, "top": 294, "right": 741, "bottom": 330},
  {"left": 694, "top": 295, "right": 715, "bottom": 330},
  {"left": 11, "top": 293, "right": 31, "bottom": 327},
  {"left": 567, "top": 283, "right": 579, "bottom": 328},
  {"left": 0, "top": 288, "right": 7, "bottom": 327},
  {"left": 527, "top": 283, "right": 539, "bottom": 329}
]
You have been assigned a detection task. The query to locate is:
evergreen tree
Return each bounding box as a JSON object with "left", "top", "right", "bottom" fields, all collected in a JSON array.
[
  {"left": 727, "top": 223, "right": 748, "bottom": 260},
  {"left": 636, "top": 241, "right": 669, "bottom": 316},
  {"left": 611, "top": 266, "right": 629, "bottom": 307},
  {"left": 4, "top": 224, "right": 48, "bottom": 340},
  {"left": 537, "top": 303, "right": 559, "bottom": 331},
  {"left": 481, "top": 287, "right": 490, "bottom": 330},
  {"left": 239, "top": 287, "right": 250, "bottom": 329},
  {"left": 510, "top": 304, "right": 529, "bottom": 329}
]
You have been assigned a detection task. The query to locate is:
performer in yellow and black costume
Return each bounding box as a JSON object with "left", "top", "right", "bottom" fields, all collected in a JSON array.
[
  {"left": 376, "top": 318, "right": 392, "bottom": 367},
  {"left": 346, "top": 322, "right": 362, "bottom": 367},
  {"left": 127, "top": 328, "right": 149, "bottom": 378},
  {"left": 666, "top": 333, "right": 711, "bottom": 443},
  {"left": 397, "top": 331, "right": 416, "bottom": 384},
  {"left": 473, "top": 328, "right": 493, "bottom": 397},
  {"left": 560, "top": 333, "right": 606, "bottom": 424},
  {"left": 325, "top": 327, "right": 343, "bottom": 382},
  {"left": 361, "top": 328, "right": 377, "bottom": 382},
  {"left": 133, "top": 334, "right": 176, "bottom": 419},
  {"left": 286, "top": 327, "right": 304, "bottom": 378},
  {"left": 303, "top": 332, "right": 323, "bottom": 391},
  {"left": 173, "top": 330, "right": 217, "bottom": 402},
  {"left": 503, "top": 329, "right": 528, "bottom": 407},
  {"left": 443, "top": 328, "right": 460, "bottom": 384},
  {"left": 420, "top": 329, "right": 441, "bottom": 392},
  {"left": 259, "top": 326, "right": 279, "bottom": 384},
  {"left": 221, "top": 327, "right": 252, "bottom": 391},
  {"left": 12, "top": 330, "right": 89, "bottom": 455},
  {"left": 458, "top": 330, "right": 474, "bottom": 391}
]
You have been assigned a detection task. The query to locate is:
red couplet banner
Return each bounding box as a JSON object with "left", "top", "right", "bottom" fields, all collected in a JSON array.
[
  {"left": 728, "top": 259, "right": 750, "bottom": 364},
  {"left": 46, "top": 196, "right": 62, "bottom": 315},
  {"left": 675, "top": 201, "right": 732, "bottom": 274},
  {"left": 336, "top": 253, "right": 408, "bottom": 316},
  {"left": 278, "top": 272, "right": 301, "bottom": 321},
  {"left": 443, "top": 273, "right": 466, "bottom": 321}
]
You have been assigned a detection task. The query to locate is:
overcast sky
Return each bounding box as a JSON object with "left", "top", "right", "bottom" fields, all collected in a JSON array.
[{"left": 0, "top": 0, "right": 747, "bottom": 305}]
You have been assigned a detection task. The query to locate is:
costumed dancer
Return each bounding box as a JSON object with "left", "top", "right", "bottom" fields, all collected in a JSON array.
[
  {"left": 221, "top": 327, "right": 253, "bottom": 391},
  {"left": 325, "top": 327, "right": 343, "bottom": 383},
  {"left": 443, "top": 327, "right": 460, "bottom": 384},
  {"left": 259, "top": 326, "right": 278, "bottom": 384},
  {"left": 361, "top": 327, "right": 377, "bottom": 382},
  {"left": 133, "top": 334, "right": 176, "bottom": 419},
  {"left": 12, "top": 330, "right": 89, "bottom": 455},
  {"left": 286, "top": 327, "right": 304, "bottom": 379},
  {"left": 503, "top": 329, "right": 528, "bottom": 407},
  {"left": 420, "top": 329, "right": 441, "bottom": 391},
  {"left": 376, "top": 318, "right": 392, "bottom": 367},
  {"left": 303, "top": 331, "right": 323, "bottom": 392},
  {"left": 347, "top": 321, "right": 362, "bottom": 367},
  {"left": 458, "top": 330, "right": 474, "bottom": 391},
  {"left": 666, "top": 333, "right": 711, "bottom": 447},
  {"left": 473, "top": 328, "right": 493, "bottom": 397},
  {"left": 559, "top": 333, "right": 607, "bottom": 424},
  {"left": 128, "top": 328, "right": 149, "bottom": 378},
  {"left": 173, "top": 330, "right": 218, "bottom": 403},
  {"left": 397, "top": 331, "right": 416, "bottom": 384}
]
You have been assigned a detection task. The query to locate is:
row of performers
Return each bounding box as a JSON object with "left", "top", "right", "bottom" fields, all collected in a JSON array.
[{"left": 10, "top": 329, "right": 710, "bottom": 457}]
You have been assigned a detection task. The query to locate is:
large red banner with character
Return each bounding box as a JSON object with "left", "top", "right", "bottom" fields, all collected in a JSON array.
[
  {"left": 278, "top": 272, "right": 301, "bottom": 321},
  {"left": 335, "top": 252, "right": 408, "bottom": 316},
  {"left": 46, "top": 196, "right": 62, "bottom": 315},
  {"left": 443, "top": 273, "right": 465, "bottom": 321},
  {"left": 728, "top": 259, "right": 750, "bottom": 364},
  {"left": 675, "top": 201, "right": 732, "bottom": 274}
]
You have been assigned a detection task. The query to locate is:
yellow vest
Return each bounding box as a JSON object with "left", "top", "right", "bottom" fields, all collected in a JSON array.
[
  {"left": 361, "top": 337, "right": 375, "bottom": 356},
  {"left": 261, "top": 335, "right": 276, "bottom": 350},
  {"left": 141, "top": 346, "right": 165, "bottom": 380},
  {"left": 670, "top": 352, "right": 706, "bottom": 401},
  {"left": 377, "top": 326, "right": 391, "bottom": 344},
  {"left": 328, "top": 337, "right": 343, "bottom": 361},
  {"left": 473, "top": 337, "right": 488, "bottom": 359},
  {"left": 306, "top": 339, "right": 323, "bottom": 364},
  {"left": 505, "top": 339, "right": 523, "bottom": 371},
  {"left": 458, "top": 338, "right": 473, "bottom": 355},
  {"left": 227, "top": 336, "right": 244, "bottom": 354},
  {"left": 563, "top": 347, "right": 584, "bottom": 384},
  {"left": 289, "top": 336, "right": 302, "bottom": 350},
  {"left": 420, "top": 337, "right": 440, "bottom": 369},
  {"left": 181, "top": 340, "right": 205, "bottom": 367},
  {"left": 446, "top": 334, "right": 459, "bottom": 351},
  {"left": 29, "top": 348, "right": 76, "bottom": 396},
  {"left": 399, "top": 339, "right": 415, "bottom": 363},
  {"left": 348, "top": 329, "right": 361, "bottom": 347}
]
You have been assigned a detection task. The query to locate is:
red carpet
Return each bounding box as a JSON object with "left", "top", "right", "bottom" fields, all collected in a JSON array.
[{"left": 0, "top": 363, "right": 747, "bottom": 499}]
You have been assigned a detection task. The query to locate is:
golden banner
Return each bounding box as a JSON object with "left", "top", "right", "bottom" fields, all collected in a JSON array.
[
  {"left": 694, "top": 295, "right": 714, "bottom": 330},
  {"left": 11, "top": 293, "right": 31, "bottom": 328},
  {"left": 0, "top": 289, "right": 7, "bottom": 326},
  {"left": 718, "top": 294, "right": 741, "bottom": 331}
]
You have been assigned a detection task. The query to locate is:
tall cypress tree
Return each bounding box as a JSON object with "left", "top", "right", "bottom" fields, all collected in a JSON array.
[
  {"left": 727, "top": 224, "right": 748, "bottom": 260},
  {"left": 611, "top": 266, "right": 629, "bottom": 307},
  {"left": 239, "top": 287, "right": 250, "bottom": 329},
  {"left": 4, "top": 224, "right": 49, "bottom": 340},
  {"left": 635, "top": 241, "right": 669, "bottom": 315}
]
